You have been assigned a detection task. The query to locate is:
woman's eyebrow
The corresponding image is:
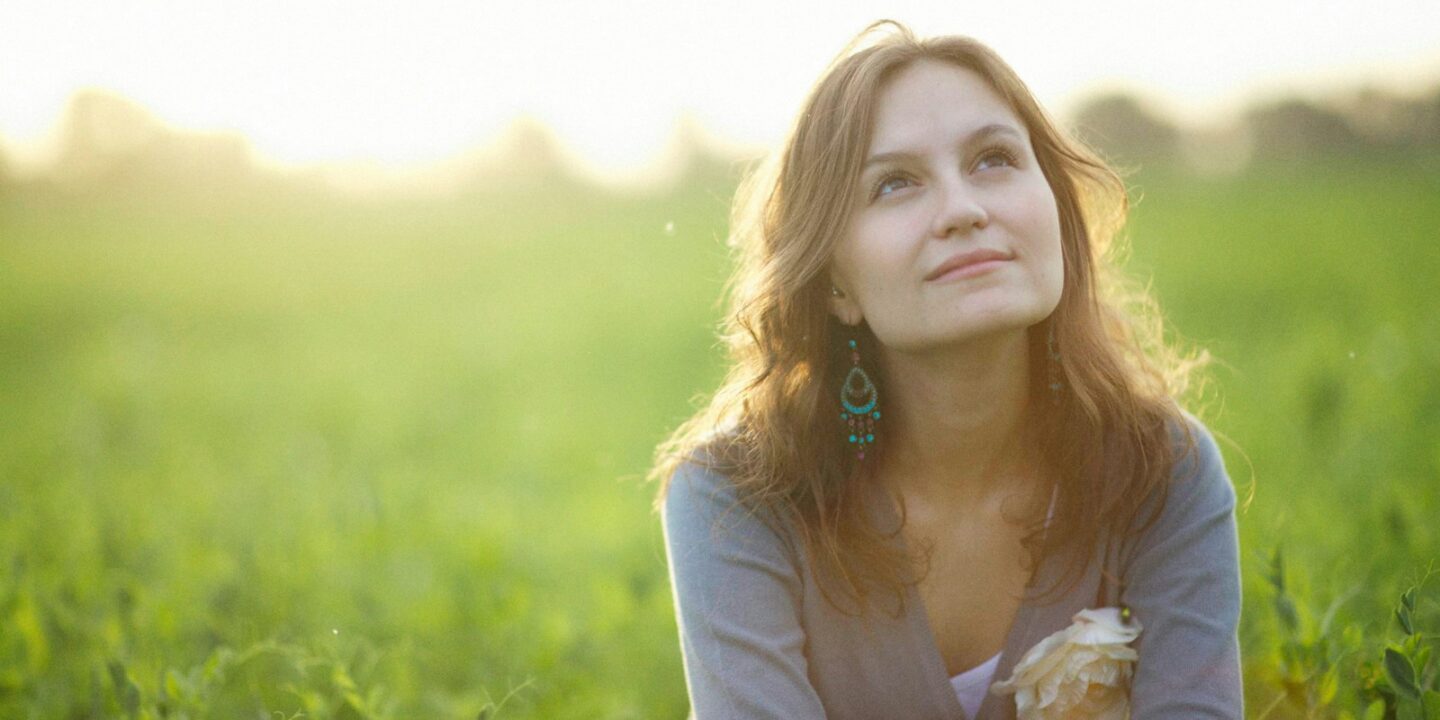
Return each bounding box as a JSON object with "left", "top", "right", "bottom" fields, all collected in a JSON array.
[{"left": 861, "top": 123, "right": 1024, "bottom": 172}]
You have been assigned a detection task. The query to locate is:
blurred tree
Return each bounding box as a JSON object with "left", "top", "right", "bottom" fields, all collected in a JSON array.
[
  {"left": 0, "top": 142, "right": 9, "bottom": 195},
  {"left": 52, "top": 88, "right": 261, "bottom": 202},
  {"left": 54, "top": 89, "right": 166, "bottom": 187},
  {"left": 1070, "top": 93, "right": 1182, "bottom": 170},
  {"left": 1245, "top": 98, "right": 1366, "bottom": 162},
  {"left": 457, "top": 114, "right": 577, "bottom": 196},
  {"left": 1341, "top": 85, "right": 1440, "bottom": 153},
  {"left": 663, "top": 112, "right": 747, "bottom": 193}
]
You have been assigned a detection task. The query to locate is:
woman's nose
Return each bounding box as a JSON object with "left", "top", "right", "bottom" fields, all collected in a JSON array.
[{"left": 929, "top": 174, "right": 988, "bottom": 238}]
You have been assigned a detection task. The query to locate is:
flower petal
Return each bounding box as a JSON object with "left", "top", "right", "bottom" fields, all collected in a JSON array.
[{"left": 991, "top": 607, "right": 1142, "bottom": 720}]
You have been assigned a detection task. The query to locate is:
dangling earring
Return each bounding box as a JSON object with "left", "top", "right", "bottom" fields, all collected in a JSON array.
[
  {"left": 839, "top": 335, "right": 880, "bottom": 461},
  {"left": 1046, "top": 322, "right": 1063, "bottom": 401}
]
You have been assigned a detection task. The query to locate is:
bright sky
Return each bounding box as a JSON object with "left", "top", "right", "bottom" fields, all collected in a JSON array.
[{"left": 3, "top": 0, "right": 1438, "bottom": 183}]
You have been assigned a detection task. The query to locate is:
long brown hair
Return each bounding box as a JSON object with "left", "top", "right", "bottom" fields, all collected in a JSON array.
[{"left": 650, "top": 20, "right": 1207, "bottom": 617}]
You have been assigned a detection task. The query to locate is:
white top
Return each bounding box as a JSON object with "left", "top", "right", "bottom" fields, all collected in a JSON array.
[
  {"left": 949, "top": 485, "right": 1061, "bottom": 717},
  {"left": 950, "top": 650, "right": 1003, "bottom": 718}
]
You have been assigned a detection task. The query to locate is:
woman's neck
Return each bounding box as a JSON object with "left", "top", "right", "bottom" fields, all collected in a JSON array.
[{"left": 874, "top": 328, "right": 1040, "bottom": 513}]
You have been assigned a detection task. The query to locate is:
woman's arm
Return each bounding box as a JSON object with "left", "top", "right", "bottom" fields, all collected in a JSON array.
[
  {"left": 662, "top": 461, "right": 829, "bottom": 719},
  {"left": 1124, "top": 416, "right": 1245, "bottom": 718}
]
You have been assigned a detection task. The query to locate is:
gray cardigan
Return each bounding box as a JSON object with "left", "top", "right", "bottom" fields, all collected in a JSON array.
[{"left": 661, "top": 415, "right": 1242, "bottom": 719}]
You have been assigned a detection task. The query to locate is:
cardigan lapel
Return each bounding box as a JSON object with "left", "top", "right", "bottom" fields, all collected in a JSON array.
[
  {"left": 865, "top": 480, "right": 1103, "bottom": 720},
  {"left": 976, "top": 534, "right": 1111, "bottom": 720}
]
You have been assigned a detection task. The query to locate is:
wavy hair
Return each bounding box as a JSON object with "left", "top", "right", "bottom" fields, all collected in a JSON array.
[{"left": 651, "top": 20, "right": 1208, "bottom": 617}]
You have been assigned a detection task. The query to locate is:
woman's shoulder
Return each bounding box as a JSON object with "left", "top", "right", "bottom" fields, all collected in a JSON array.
[
  {"left": 661, "top": 451, "right": 799, "bottom": 558},
  {"left": 1164, "top": 406, "right": 1209, "bottom": 457},
  {"left": 663, "top": 456, "right": 740, "bottom": 519},
  {"left": 1149, "top": 408, "right": 1238, "bottom": 532},
  {"left": 661, "top": 429, "right": 745, "bottom": 516},
  {"left": 1167, "top": 409, "right": 1229, "bottom": 490}
]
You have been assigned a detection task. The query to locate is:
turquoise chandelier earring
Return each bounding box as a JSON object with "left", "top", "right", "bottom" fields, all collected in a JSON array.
[{"left": 838, "top": 334, "right": 880, "bottom": 461}]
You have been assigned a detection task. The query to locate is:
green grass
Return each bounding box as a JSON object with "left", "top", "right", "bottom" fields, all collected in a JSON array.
[{"left": 0, "top": 156, "right": 1437, "bottom": 718}]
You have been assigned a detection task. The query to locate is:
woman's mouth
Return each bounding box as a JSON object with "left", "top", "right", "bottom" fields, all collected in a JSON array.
[{"left": 925, "top": 248, "right": 1013, "bottom": 282}]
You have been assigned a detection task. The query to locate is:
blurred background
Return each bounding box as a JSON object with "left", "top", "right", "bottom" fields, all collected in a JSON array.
[{"left": 2, "top": 1, "right": 1438, "bottom": 717}]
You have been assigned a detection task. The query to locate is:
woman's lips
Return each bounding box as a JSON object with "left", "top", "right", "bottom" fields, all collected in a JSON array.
[
  {"left": 925, "top": 249, "right": 1013, "bottom": 282},
  {"left": 931, "top": 258, "right": 1008, "bottom": 281}
]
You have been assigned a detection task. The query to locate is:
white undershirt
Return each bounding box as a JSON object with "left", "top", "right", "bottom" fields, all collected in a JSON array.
[
  {"left": 949, "top": 650, "right": 1003, "bottom": 718},
  {"left": 947, "top": 484, "right": 1061, "bottom": 717}
]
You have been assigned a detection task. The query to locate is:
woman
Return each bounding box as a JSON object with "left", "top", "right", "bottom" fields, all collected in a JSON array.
[{"left": 652, "top": 20, "right": 1242, "bottom": 720}]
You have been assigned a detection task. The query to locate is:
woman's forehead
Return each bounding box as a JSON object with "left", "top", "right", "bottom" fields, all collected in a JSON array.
[{"left": 867, "top": 60, "right": 1026, "bottom": 153}]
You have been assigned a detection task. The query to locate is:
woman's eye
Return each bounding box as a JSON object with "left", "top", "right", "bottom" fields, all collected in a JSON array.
[
  {"left": 975, "top": 147, "right": 1018, "bottom": 171},
  {"left": 872, "top": 174, "right": 913, "bottom": 199}
]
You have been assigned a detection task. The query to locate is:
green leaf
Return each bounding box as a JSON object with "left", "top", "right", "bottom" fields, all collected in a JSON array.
[
  {"left": 1320, "top": 587, "right": 1358, "bottom": 636},
  {"left": 1403, "top": 587, "right": 1417, "bottom": 612},
  {"left": 334, "top": 697, "right": 366, "bottom": 720},
  {"left": 1401, "top": 696, "right": 1425, "bottom": 720},
  {"left": 13, "top": 592, "right": 49, "bottom": 672},
  {"left": 1267, "top": 547, "right": 1287, "bottom": 593},
  {"left": 1390, "top": 647, "right": 1422, "bottom": 699},
  {"left": 163, "top": 669, "right": 184, "bottom": 702},
  {"left": 1406, "top": 634, "right": 1425, "bottom": 655},
  {"left": 1319, "top": 665, "right": 1339, "bottom": 703},
  {"left": 1276, "top": 595, "right": 1300, "bottom": 634},
  {"left": 0, "top": 668, "right": 24, "bottom": 692},
  {"left": 1346, "top": 624, "right": 1366, "bottom": 649},
  {"left": 332, "top": 666, "right": 359, "bottom": 692},
  {"left": 1365, "top": 699, "right": 1386, "bottom": 720},
  {"left": 203, "top": 647, "right": 233, "bottom": 685},
  {"left": 106, "top": 660, "right": 141, "bottom": 716},
  {"left": 1399, "top": 606, "right": 1416, "bottom": 634},
  {"left": 1425, "top": 690, "right": 1440, "bottom": 720}
]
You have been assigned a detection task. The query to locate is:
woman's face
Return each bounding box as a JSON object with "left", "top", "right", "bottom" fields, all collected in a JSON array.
[{"left": 829, "top": 60, "right": 1064, "bottom": 353}]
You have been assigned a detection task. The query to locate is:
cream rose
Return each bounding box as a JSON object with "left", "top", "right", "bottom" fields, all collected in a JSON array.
[{"left": 990, "top": 607, "right": 1142, "bottom": 719}]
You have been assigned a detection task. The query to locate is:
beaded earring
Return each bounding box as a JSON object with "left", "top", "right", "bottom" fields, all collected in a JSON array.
[{"left": 839, "top": 336, "right": 880, "bottom": 461}]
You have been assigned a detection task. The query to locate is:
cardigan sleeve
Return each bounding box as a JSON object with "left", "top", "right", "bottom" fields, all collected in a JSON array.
[
  {"left": 1123, "top": 415, "right": 1244, "bottom": 718},
  {"left": 661, "top": 461, "right": 828, "bottom": 720}
]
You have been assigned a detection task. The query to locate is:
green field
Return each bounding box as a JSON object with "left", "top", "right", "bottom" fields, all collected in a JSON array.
[{"left": 1, "top": 157, "right": 1438, "bottom": 718}]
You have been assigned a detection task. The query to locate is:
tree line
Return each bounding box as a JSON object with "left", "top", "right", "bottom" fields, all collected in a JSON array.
[{"left": 2, "top": 79, "right": 1438, "bottom": 201}]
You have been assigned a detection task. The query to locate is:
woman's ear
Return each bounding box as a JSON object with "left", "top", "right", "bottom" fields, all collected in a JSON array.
[{"left": 828, "top": 283, "right": 863, "bottom": 326}]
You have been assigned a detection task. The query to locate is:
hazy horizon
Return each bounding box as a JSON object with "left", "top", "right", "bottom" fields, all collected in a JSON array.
[{"left": 5, "top": 0, "right": 1440, "bottom": 188}]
